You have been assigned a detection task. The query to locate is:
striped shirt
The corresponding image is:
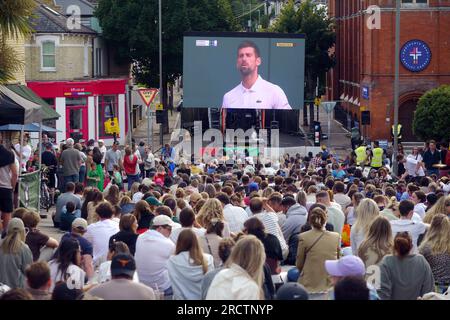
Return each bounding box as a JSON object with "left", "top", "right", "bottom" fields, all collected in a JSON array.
[{"left": 252, "top": 212, "right": 288, "bottom": 259}]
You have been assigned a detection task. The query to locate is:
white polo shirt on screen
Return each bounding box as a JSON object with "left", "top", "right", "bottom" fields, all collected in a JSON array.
[{"left": 222, "top": 75, "right": 291, "bottom": 110}]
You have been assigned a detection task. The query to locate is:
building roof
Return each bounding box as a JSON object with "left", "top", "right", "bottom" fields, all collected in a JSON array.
[
  {"left": 30, "top": 1, "right": 97, "bottom": 35},
  {"left": 53, "top": 0, "right": 95, "bottom": 16}
]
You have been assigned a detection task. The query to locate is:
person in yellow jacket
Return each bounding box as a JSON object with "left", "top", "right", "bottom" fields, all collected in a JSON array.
[
  {"left": 370, "top": 141, "right": 384, "bottom": 169},
  {"left": 355, "top": 144, "right": 368, "bottom": 166}
]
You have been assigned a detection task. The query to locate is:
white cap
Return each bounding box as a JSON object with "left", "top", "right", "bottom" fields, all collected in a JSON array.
[{"left": 152, "top": 215, "right": 175, "bottom": 227}]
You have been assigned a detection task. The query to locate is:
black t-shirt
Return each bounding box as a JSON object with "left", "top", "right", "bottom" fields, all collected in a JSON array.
[
  {"left": 26, "top": 229, "right": 49, "bottom": 261},
  {"left": 109, "top": 231, "right": 139, "bottom": 255},
  {"left": 262, "top": 234, "right": 283, "bottom": 261},
  {"left": 137, "top": 212, "right": 155, "bottom": 231},
  {"left": 41, "top": 151, "right": 57, "bottom": 174}
]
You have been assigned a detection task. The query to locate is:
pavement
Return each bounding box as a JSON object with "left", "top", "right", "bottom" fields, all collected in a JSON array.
[
  {"left": 39, "top": 207, "right": 64, "bottom": 242},
  {"left": 300, "top": 104, "right": 353, "bottom": 160}
]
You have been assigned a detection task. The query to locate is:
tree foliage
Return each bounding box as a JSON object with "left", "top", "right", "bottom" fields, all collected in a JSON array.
[
  {"left": 0, "top": 0, "right": 36, "bottom": 84},
  {"left": 96, "top": 0, "right": 240, "bottom": 88},
  {"left": 413, "top": 85, "right": 450, "bottom": 142},
  {"left": 270, "top": 0, "right": 335, "bottom": 99}
]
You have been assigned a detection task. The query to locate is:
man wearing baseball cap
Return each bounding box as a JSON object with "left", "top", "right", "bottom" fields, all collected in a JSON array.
[
  {"left": 325, "top": 255, "right": 379, "bottom": 300},
  {"left": 87, "top": 254, "right": 156, "bottom": 300},
  {"left": 135, "top": 215, "right": 176, "bottom": 297}
]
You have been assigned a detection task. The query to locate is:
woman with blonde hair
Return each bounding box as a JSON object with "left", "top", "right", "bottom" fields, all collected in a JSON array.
[
  {"left": 423, "top": 195, "right": 449, "bottom": 224},
  {"left": 0, "top": 218, "right": 33, "bottom": 288},
  {"left": 196, "top": 198, "right": 231, "bottom": 237},
  {"left": 345, "top": 192, "right": 364, "bottom": 226},
  {"left": 296, "top": 208, "right": 340, "bottom": 293},
  {"left": 206, "top": 235, "right": 266, "bottom": 300},
  {"left": 419, "top": 214, "right": 450, "bottom": 293},
  {"left": 380, "top": 196, "right": 400, "bottom": 221},
  {"left": 167, "top": 229, "right": 214, "bottom": 300},
  {"left": 358, "top": 216, "right": 393, "bottom": 268},
  {"left": 262, "top": 187, "right": 274, "bottom": 199},
  {"left": 351, "top": 198, "right": 380, "bottom": 255}
]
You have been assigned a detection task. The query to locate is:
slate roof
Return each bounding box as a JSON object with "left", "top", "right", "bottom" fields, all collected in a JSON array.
[
  {"left": 30, "top": 1, "right": 97, "bottom": 34},
  {"left": 54, "top": 0, "right": 95, "bottom": 16}
]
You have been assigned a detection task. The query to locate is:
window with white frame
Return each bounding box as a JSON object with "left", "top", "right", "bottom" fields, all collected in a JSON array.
[
  {"left": 41, "top": 41, "right": 56, "bottom": 70},
  {"left": 401, "top": 0, "right": 428, "bottom": 5}
]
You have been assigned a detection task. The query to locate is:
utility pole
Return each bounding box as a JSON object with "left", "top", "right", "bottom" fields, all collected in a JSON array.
[
  {"left": 159, "top": 0, "right": 163, "bottom": 147},
  {"left": 393, "top": 0, "right": 400, "bottom": 176}
]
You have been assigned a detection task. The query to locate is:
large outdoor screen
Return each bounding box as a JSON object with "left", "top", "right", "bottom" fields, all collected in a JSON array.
[{"left": 183, "top": 32, "right": 305, "bottom": 110}]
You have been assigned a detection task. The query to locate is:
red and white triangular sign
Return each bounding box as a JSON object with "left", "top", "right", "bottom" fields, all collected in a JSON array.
[{"left": 138, "top": 88, "right": 159, "bottom": 107}]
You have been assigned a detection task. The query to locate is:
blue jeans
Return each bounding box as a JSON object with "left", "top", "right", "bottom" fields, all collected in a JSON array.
[
  {"left": 64, "top": 174, "right": 79, "bottom": 188},
  {"left": 79, "top": 165, "right": 86, "bottom": 184},
  {"left": 127, "top": 174, "right": 140, "bottom": 191}
]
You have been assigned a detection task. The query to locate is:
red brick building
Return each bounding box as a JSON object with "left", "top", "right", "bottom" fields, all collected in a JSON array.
[{"left": 327, "top": 0, "right": 450, "bottom": 142}]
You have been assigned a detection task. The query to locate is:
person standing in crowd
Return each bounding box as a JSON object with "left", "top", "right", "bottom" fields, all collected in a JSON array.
[
  {"left": 350, "top": 198, "right": 380, "bottom": 255},
  {"left": 135, "top": 215, "right": 176, "bottom": 297},
  {"left": 14, "top": 135, "right": 32, "bottom": 173},
  {"left": 25, "top": 261, "right": 52, "bottom": 300},
  {"left": 98, "top": 139, "right": 107, "bottom": 167},
  {"left": 84, "top": 202, "right": 120, "bottom": 267},
  {"left": 88, "top": 253, "right": 155, "bottom": 300},
  {"left": 418, "top": 214, "right": 450, "bottom": 293},
  {"left": 74, "top": 143, "right": 87, "bottom": 184},
  {"left": 357, "top": 216, "right": 393, "bottom": 268},
  {"left": 167, "top": 229, "right": 214, "bottom": 300},
  {"left": 123, "top": 146, "right": 141, "bottom": 191},
  {"left": 41, "top": 142, "right": 57, "bottom": 205},
  {"left": 412, "top": 190, "right": 427, "bottom": 220},
  {"left": 405, "top": 147, "right": 425, "bottom": 180},
  {"left": 143, "top": 145, "right": 156, "bottom": 178},
  {"left": 390, "top": 200, "right": 428, "bottom": 253},
  {"left": 370, "top": 141, "right": 384, "bottom": 170},
  {"left": 104, "top": 141, "right": 122, "bottom": 178},
  {"left": 378, "top": 232, "right": 434, "bottom": 300},
  {"left": 423, "top": 140, "right": 441, "bottom": 176},
  {"left": 0, "top": 218, "right": 33, "bottom": 288},
  {"left": 296, "top": 208, "right": 340, "bottom": 294},
  {"left": 54, "top": 182, "right": 82, "bottom": 228},
  {"left": 206, "top": 235, "right": 266, "bottom": 300},
  {"left": 0, "top": 143, "right": 18, "bottom": 233},
  {"left": 137, "top": 141, "right": 147, "bottom": 179},
  {"left": 59, "top": 138, "right": 81, "bottom": 187}
]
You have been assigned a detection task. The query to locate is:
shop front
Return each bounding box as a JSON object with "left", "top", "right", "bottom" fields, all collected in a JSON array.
[{"left": 27, "top": 79, "right": 128, "bottom": 146}]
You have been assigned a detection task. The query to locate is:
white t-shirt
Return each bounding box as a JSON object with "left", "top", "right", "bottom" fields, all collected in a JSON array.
[
  {"left": 49, "top": 261, "right": 86, "bottom": 292},
  {"left": 414, "top": 203, "right": 427, "bottom": 220},
  {"left": 84, "top": 219, "right": 120, "bottom": 266},
  {"left": 170, "top": 227, "right": 206, "bottom": 244},
  {"left": 390, "top": 219, "right": 428, "bottom": 253},
  {"left": 405, "top": 154, "right": 425, "bottom": 177},
  {"left": 132, "top": 192, "right": 144, "bottom": 203},
  {"left": 222, "top": 75, "right": 291, "bottom": 110},
  {"left": 14, "top": 144, "right": 32, "bottom": 170},
  {"left": 223, "top": 204, "right": 248, "bottom": 233},
  {"left": 97, "top": 260, "right": 140, "bottom": 284}
]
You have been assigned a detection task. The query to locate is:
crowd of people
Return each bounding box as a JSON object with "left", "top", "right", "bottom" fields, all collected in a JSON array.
[{"left": 0, "top": 134, "right": 449, "bottom": 300}]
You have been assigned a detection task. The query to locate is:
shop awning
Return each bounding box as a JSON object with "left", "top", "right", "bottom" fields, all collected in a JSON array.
[
  {"left": 0, "top": 85, "right": 42, "bottom": 125},
  {"left": 0, "top": 123, "right": 60, "bottom": 132},
  {"left": 5, "top": 84, "right": 60, "bottom": 121}
]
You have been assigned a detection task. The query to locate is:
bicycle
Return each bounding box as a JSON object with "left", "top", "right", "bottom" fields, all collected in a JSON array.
[{"left": 40, "top": 165, "right": 53, "bottom": 216}]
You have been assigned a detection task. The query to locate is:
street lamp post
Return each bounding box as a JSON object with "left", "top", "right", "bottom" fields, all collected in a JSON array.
[{"left": 393, "top": 0, "right": 400, "bottom": 176}]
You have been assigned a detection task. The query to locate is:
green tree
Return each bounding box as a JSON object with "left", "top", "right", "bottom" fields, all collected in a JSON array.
[
  {"left": 413, "top": 85, "right": 450, "bottom": 142},
  {"left": 270, "top": 0, "right": 335, "bottom": 100},
  {"left": 96, "top": 0, "right": 239, "bottom": 94},
  {"left": 0, "top": 0, "right": 36, "bottom": 84}
]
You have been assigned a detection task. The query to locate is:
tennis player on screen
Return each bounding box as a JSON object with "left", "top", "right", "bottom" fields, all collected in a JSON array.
[{"left": 222, "top": 40, "right": 291, "bottom": 110}]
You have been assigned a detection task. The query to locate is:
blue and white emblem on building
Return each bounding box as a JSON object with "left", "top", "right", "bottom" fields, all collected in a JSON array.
[{"left": 400, "top": 40, "right": 431, "bottom": 72}]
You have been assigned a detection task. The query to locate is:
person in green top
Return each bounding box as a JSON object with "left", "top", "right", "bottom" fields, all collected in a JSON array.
[
  {"left": 87, "top": 162, "right": 100, "bottom": 188},
  {"left": 112, "top": 164, "right": 123, "bottom": 190}
]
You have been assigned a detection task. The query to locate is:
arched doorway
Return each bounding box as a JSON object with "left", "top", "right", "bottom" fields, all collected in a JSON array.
[{"left": 399, "top": 97, "right": 420, "bottom": 142}]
